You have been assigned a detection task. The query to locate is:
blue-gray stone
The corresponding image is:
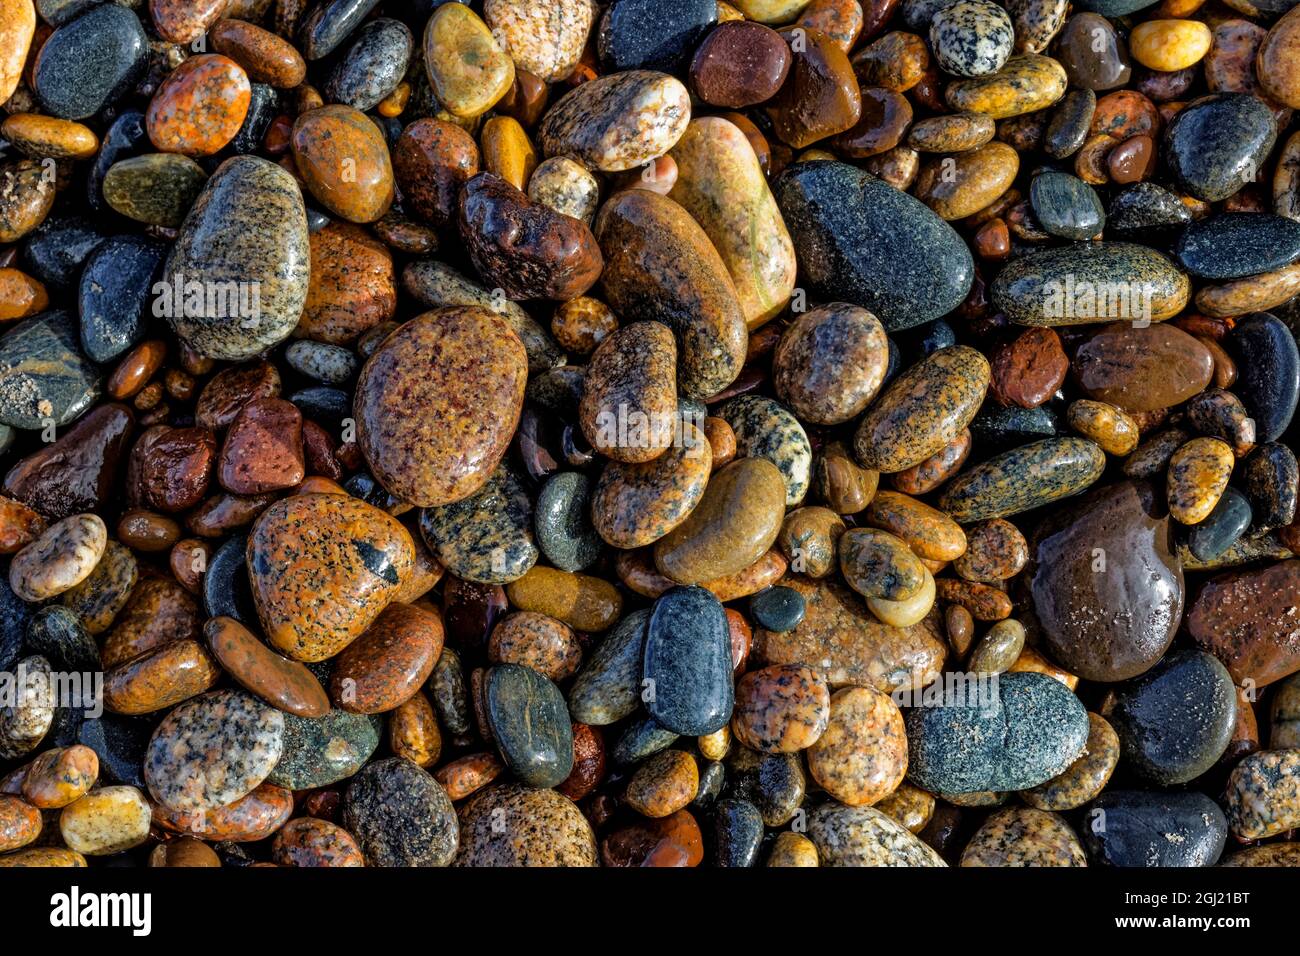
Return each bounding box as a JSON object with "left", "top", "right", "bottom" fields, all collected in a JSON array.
[
  {"left": 0, "top": 311, "right": 100, "bottom": 431},
  {"left": 534, "top": 471, "right": 602, "bottom": 572},
  {"left": 326, "top": 18, "right": 413, "bottom": 111},
  {"left": 22, "top": 215, "right": 109, "bottom": 290},
  {"left": 1084, "top": 790, "right": 1227, "bottom": 867},
  {"left": 774, "top": 161, "right": 974, "bottom": 331},
  {"left": 1174, "top": 213, "right": 1300, "bottom": 280},
  {"left": 1231, "top": 313, "right": 1299, "bottom": 443},
  {"left": 906, "top": 671, "right": 1089, "bottom": 793},
  {"left": 203, "top": 535, "right": 257, "bottom": 625},
  {"left": 1110, "top": 649, "right": 1237, "bottom": 786},
  {"left": 32, "top": 5, "right": 148, "bottom": 120},
  {"left": 1030, "top": 171, "right": 1105, "bottom": 241},
  {"left": 1164, "top": 94, "right": 1277, "bottom": 203},
  {"left": 77, "top": 713, "right": 154, "bottom": 788},
  {"left": 299, "top": 0, "right": 383, "bottom": 59},
  {"left": 598, "top": 0, "right": 717, "bottom": 74},
  {"left": 713, "top": 798, "right": 764, "bottom": 867},
  {"left": 644, "top": 585, "right": 734, "bottom": 736},
  {"left": 78, "top": 235, "right": 166, "bottom": 363},
  {"left": 568, "top": 609, "right": 648, "bottom": 726},
  {"left": 1107, "top": 181, "right": 1192, "bottom": 236},
  {"left": 1188, "top": 486, "right": 1252, "bottom": 563},
  {"left": 485, "top": 663, "right": 574, "bottom": 788},
  {"left": 612, "top": 713, "right": 678, "bottom": 765},
  {"left": 748, "top": 586, "right": 805, "bottom": 632},
  {"left": 1243, "top": 442, "right": 1297, "bottom": 529},
  {"left": 88, "top": 111, "right": 148, "bottom": 213}
]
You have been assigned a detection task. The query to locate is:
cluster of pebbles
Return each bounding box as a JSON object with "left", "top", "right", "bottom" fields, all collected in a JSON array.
[{"left": 2, "top": 0, "right": 1300, "bottom": 868}]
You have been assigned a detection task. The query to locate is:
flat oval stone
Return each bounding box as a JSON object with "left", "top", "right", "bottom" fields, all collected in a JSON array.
[
  {"left": 854, "top": 346, "right": 989, "bottom": 473},
  {"left": 1167, "top": 437, "right": 1233, "bottom": 526},
  {"left": 1244, "top": 443, "right": 1298, "bottom": 530},
  {"left": 1232, "top": 312, "right": 1299, "bottom": 443},
  {"left": 102, "top": 637, "right": 219, "bottom": 715},
  {"left": 248, "top": 493, "right": 415, "bottom": 662},
  {"left": 1057, "top": 13, "right": 1129, "bottom": 90},
  {"left": 1073, "top": 322, "right": 1213, "bottom": 412},
  {"left": 839, "top": 527, "right": 926, "bottom": 602},
  {"left": 456, "top": 784, "right": 596, "bottom": 866},
  {"left": 689, "top": 20, "right": 790, "bottom": 108},
  {"left": 938, "top": 437, "right": 1105, "bottom": 522},
  {"left": 488, "top": 611, "right": 581, "bottom": 682},
  {"left": 669, "top": 116, "right": 796, "bottom": 328},
  {"left": 993, "top": 242, "right": 1188, "bottom": 326},
  {"left": 164, "top": 155, "right": 308, "bottom": 360},
  {"left": 0, "top": 311, "right": 100, "bottom": 431},
  {"left": 944, "top": 53, "right": 1067, "bottom": 119},
  {"left": 206, "top": 616, "right": 329, "bottom": 718},
  {"left": 152, "top": 781, "right": 292, "bottom": 842},
  {"left": 1188, "top": 486, "right": 1253, "bottom": 563},
  {"left": 1030, "top": 480, "right": 1182, "bottom": 683},
  {"left": 9, "top": 513, "right": 105, "bottom": 603},
  {"left": 326, "top": 17, "right": 411, "bottom": 111},
  {"left": 485, "top": 663, "right": 574, "bottom": 788},
  {"left": 568, "top": 610, "right": 648, "bottom": 725},
  {"left": 592, "top": 422, "right": 711, "bottom": 549},
  {"left": 1165, "top": 93, "right": 1276, "bottom": 202},
  {"left": 299, "top": 0, "right": 382, "bottom": 60},
  {"left": 79, "top": 240, "right": 167, "bottom": 383},
  {"left": 534, "top": 472, "right": 601, "bottom": 573},
  {"left": 58, "top": 786, "right": 151, "bottom": 856},
  {"left": 718, "top": 395, "right": 811, "bottom": 508},
  {"left": 579, "top": 320, "right": 677, "bottom": 463},
  {"left": 807, "top": 803, "right": 946, "bottom": 866},
  {"left": 929, "top": 0, "right": 1012, "bottom": 77},
  {"left": 774, "top": 161, "right": 973, "bottom": 331},
  {"left": 960, "top": 806, "right": 1085, "bottom": 866},
  {"left": 331, "top": 602, "right": 442, "bottom": 714},
  {"left": 0, "top": 655, "right": 53, "bottom": 759},
  {"left": 1259, "top": 4, "right": 1300, "bottom": 107},
  {"left": 268, "top": 708, "right": 382, "bottom": 789},
  {"left": 1175, "top": 214, "right": 1300, "bottom": 281},
  {"left": 807, "top": 685, "right": 906, "bottom": 805},
  {"left": 1085, "top": 790, "right": 1227, "bottom": 866},
  {"left": 344, "top": 756, "right": 457, "bottom": 866},
  {"left": 540, "top": 70, "right": 690, "bottom": 172},
  {"left": 1110, "top": 649, "right": 1236, "bottom": 785},
  {"left": 644, "top": 586, "right": 734, "bottom": 736},
  {"left": 915, "top": 140, "right": 1018, "bottom": 221},
  {"left": 1188, "top": 559, "right": 1300, "bottom": 687},
  {"left": 272, "top": 817, "right": 364, "bottom": 867},
  {"left": 355, "top": 307, "right": 527, "bottom": 508},
  {"left": 594, "top": 190, "right": 746, "bottom": 399},
  {"left": 419, "top": 462, "right": 537, "bottom": 584},
  {"left": 33, "top": 5, "right": 147, "bottom": 120},
  {"left": 144, "top": 689, "right": 283, "bottom": 812},
  {"left": 753, "top": 577, "right": 945, "bottom": 692},
  {"left": 906, "top": 671, "right": 1088, "bottom": 792},
  {"left": 423, "top": 2, "right": 514, "bottom": 119},
  {"left": 146, "top": 54, "right": 250, "bottom": 157},
  {"left": 106, "top": 576, "right": 202, "bottom": 668},
  {"left": 1029, "top": 170, "right": 1104, "bottom": 240},
  {"left": 210, "top": 18, "right": 307, "bottom": 88},
  {"left": 653, "top": 458, "right": 786, "bottom": 585},
  {"left": 292, "top": 104, "right": 394, "bottom": 224}
]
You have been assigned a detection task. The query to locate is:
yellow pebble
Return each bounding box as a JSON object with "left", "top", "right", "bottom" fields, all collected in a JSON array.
[
  {"left": 376, "top": 81, "right": 410, "bottom": 118},
  {"left": 481, "top": 115, "right": 537, "bottom": 191},
  {"left": 1129, "top": 19, "right": 1212, "bottom": 72}
]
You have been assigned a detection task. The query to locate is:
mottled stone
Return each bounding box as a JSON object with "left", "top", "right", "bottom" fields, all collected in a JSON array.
[
  {"left": 456, "top": 784, "right": 596, "bottom": 866},
  {"left": 808, "top": 802, "right": 946, "bottom": 866},
  {"left": 960, "top": 807, "right": 1085, "bottom": 866},
  {"left": 539, "top": 70, "right": 690, "bottom": 172},
  {"left": 643, "top": 587, "right": 734, "bottom": 736},
  {"left": 147, "top": 55, "right": 251, "bottom": 157},
  {"left": 1225, "top": 750, "right": 1300, "bottom": 840},
  {"left": 944, "top": 54, "right": 1067, "bottom": 119},
  {"left": 423, "top": 3, "right": 514, "bottom": 119},
  {"left": 419, "top": 463, "right": 537, "bottom": 585},
  {"left": 938, "top": 437, "right": 1106, "bottom": 522},
  {"left": 0, "top": 311, "right": 100, "bottom": 431},
  {"left": 292, "top": 105, "right": 394, "bottom": 224},
  {"left": 485, "top": 0, "right": 595, "bottom": 82},
  {"left": 719, "top": 395, "right": 811, "bottom": 507},
  {"left": 568, "top": 610, "right": 648, "bottom": 726},
  {"left": 592, "top": 423, "right": 711, "bottom": 549},
  {"left": 1187, "top": 559, "right": 1300, "bottom": 687},
  {"left": 32, "top": 5, "right": 147, "bottom": 120},
  {"left": 59, "top": 786, "right": 151, "bottom": 856},
  {"left": 1164, "top": 93, "right": 1276, "bottom": 202},
  {"left": 268, "top": 708, "right": 382, "bottom": 790},
  {"left": 326, "top": 18, "right": 411, "bottom": 112},
  {"left": 1232, "top": 313, "right": 1299, "bottom": 443},
  {"left": 344, "top": 757, "right": 458, "bottom": 866}
]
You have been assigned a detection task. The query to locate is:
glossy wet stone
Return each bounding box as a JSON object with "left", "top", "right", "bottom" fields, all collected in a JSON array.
[
  {"left": 419, "top": 462, "right": 537, "bottom": 585},
  {"left": 719, "top": 395, "right": 810, "bottom": 507},
  {"left": 595, "top": 190, "right": 745, "bottom": 399},
  {"left": 807, "top": 685, "right": 907, "bottom": 805},
  {"left": 152, "top": 779, "right": 292, "bottom": 841},
  {"left": 599, "top": 0, "right": 715, "bottom": 74},
  {"left": 539, "top": 70, "right": 690, "bottom": 173},
  {"left": 103, "top": 576, "right": 201, "bottom": 669},
  {"left": 839, "top": 528, "right": 926, "bottom": 602},
  {"left": 457, "top": 784, "right": 596, "bottom": 866},
  {"left": 731, "top": 664, "right": 829, "bottom": 754},
  {"left": 1084, "top": 790, "right": 1226, "bottom": 867},
  {"left": 1244, "top": 444, "right": 1297, "bottom": 530},
  {"left": 929, "top": 0, "right": 1012, "bottom": 77},
  {"left": 1225, "top": 750, "right": 1300, "bottom": 840},
  {"left": 754, "top": 576, "right": 945, "bottom": 692},
  {"left": 272, "top": 817, "right": 364, "bottom": 868},
  {"left": 653, "top": 458, "right": 786, "bottom": 584},
  {"left": 484, "top": 0, "right": 594, "bottom": 82},
  {"left": 268, "top": 708, "right": 382, "bottom": 790},
  {"left": 0, "top": 655, "right": 53, "bottom": 759},
  {"left": 331, "top": 602, "right": 442, "bottom": 714},
  {"left": 32, "top": 5, "right": 147, "bottom": 120},
  {"left": 1110, "top": 649, "right": 1236, "bottom": 786},
  {"left": 424, "top": 2, "right": 513, "bottom": 119},
  {"left": 292, "top": 105, "right": 394, "bottom": 224},
  {"left": 505, "top": 566, "right": 622, "bottom": 631},
  {"left": 144, "top": 689, "right": 283, "bottom": 812},
  {"left": 102, "top": 637, "right": 219, "bottom": 715},
  {"left": 0, "top": 161, "right": 55, "bottom": 245},
  {"left": 248, "top": 493, "right": 415, "bottom": 662},
  {"left": 1164, "top": 94, "right": 1276, "bottom": 202},
  {"left": 210, "top": 18, "right": 307, "bottom": 88},
  {"left": 9, "top": 513, "right": 105, "bottom": 603},
  {"left": 775, "top": 161, "right": 973, "bottom": 331},
  {"left": 58, "top": 785, "right": 151, "bottom": 856},
  {"left": 854, "top": 346, "right": 989, "bottom": 474},
  {"left": 1057, "top": 13, "right": 1129, "bottom": 90},
  {"left": 533, "top": 472, "right": 601, "bottom": 572},
  {"left": 3, "top": 403, "right": 133, "bottom": 521},
  {"left": 325, "top": 17, "right": 411, "bottom": 111},
  {"left": 484, "top": 663, "right": 574, "bottom": 788},
  {"left": 1029, "top": 171, "right": 1104, "bottom": 241},
  {"left": 1073, "top": 322, "right": 1213, "bottom": 412},
  {"left": 774, "top": 303, "right": 888, "bottom": 425},
  {"left": 146, "top": 54, "right": 251, "bottom": 157},
  {"left": 1188, "top": 559, "right": 1300, "bottom": 687},
  {"left": 944, "top": 53, "right": 1066, "bottom": 119},
  {"left": 592, "top": 422, "right": 711, "bottom": 549},
  {"left": 344, "top": 756, "right": 457, "bottom": 866},
  {"left": 0, "top": 311, "right": 100, "bottom": 431},
  {"left": 1022, "top": 712, "right": 1118, "bottom": 811},
  {"left": 807, "top": 802, "right": 946, "bottom": 866},
  {"left": 1166, "top": 437, "right": 1234, "bottom": 526},
  {"left": 989, "top": 327, "right": 1066, "bottom": 410},
  {"left": 354, "top": 308, "right": 526, "bottom": 508},
  {"left": 960, "top": 806, "right": 1085, "bottom": 867},
  {"left": 128, "top": 425, "right": 217, "bottom": 514},
  {"left": 938, "top": 437, "right": 1105, "bottom": 522},
  {"left": 568, "top": 610, "right": 648, "bottom": 726},
  {"left": 1232, "top": 313, "right": 1299, "bottom": 443},
  {"left": 644, "top": 586, "right": 734, "bottom": 736},
  {"left": 1175, "top": 214, "right": 1300, "bottom": 282},
  {"left": 164, "top": 156, "right": 308, "bottom": 361},
  {"left": 579, "top": 320, "right": 677, "bottom": 463},
  {"left": 206, "top": 616, "right": 329, "bottom": 718},
  {"left": 54, "top": 542, "right": 133, "bottom": 637},
  {"left": 690, "top": 20, "right": 790, "bottom": 108},
  {"left": 907, "top": 672, "right": 1088, "bottom": 793}
]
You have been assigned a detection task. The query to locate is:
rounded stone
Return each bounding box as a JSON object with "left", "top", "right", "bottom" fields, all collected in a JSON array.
[
  {"left": 292, "top": 105, "right": 394, "bottom": 224},
  {"left": 929, "top": 0, "right": 1013, "bottom": 78},
  {"left": 9, "top": 513, "right": 106, "bottom": 603},
  {"left": 455, "top": 784, "right": 596, "bottom": 866},
  {"left": 344, "top": 756, "right": 458, "bottom": 866},
  {"left": 146, "top": 55, "right": 251, "bottom": 157}
]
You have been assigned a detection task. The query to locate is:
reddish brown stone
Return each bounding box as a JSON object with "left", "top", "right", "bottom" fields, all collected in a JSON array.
[
  {"left": 689, "top": 20, "right": 791, "bottom": 109},
  {"left": 209, "top": 18, "right": 307, "bottom": 88},
  {"left": 146, "top": 54, "right": 251, "bottom": 157},
  {"left": 990, "top": 327, "right": 1068, "bottom": 408},
  {"left": 128, "top": 425, "right": 217, "bottom": 513},
  {"left": 301, "top": 420, "right": 343, "bottom": 481},
  {"left": 117, "top": 509, "right": 180, "bottom": 552},
  {"left": 832, "top": 86, "right": 912, "bottom": 157},
  {"left": 296, "top": 223, "right": 396, "bottom": 345},
  {"left": 766, "top": 27, "right": 861, "bottom": 148},
  {"left": 187, "top": 491, "right": 277, "bottom": 538},
  {"left": 330, "top": 602, "right": 444, "bottom": 714},
  {"left": 601, "top": 809, "right": 703, "bottom": 867},
  {"left": 1073, "top": 322, "right": 1214, "bottom": 413},
  {"left": 206, "top": 616, "right": 330, "bottom": 717},
  {"left": 101, "top": 576, "right": 202, "bottom": 668},
  {"left": 0, "top": 495, "right": 44, "bottom": 554},
  {"left": 218, "top": 398, "right": 304, "bottom": 495},
  {"left": 435, "top": 752, "right": 505, "bottom": 800},
  {"left": 1188, "top": 560, "right": 1300, "bottom": 688},
  {"left": 194, "top": 361, "right": 281, "bottom": 432},
  {"left": 3, "top": 404, "right": 134, "bottom": 520},
  {"left": 556, "top": 723, "right": 605, "bottom": 802},
  {"left": 150, "top": 0, "right": 226, "bottom": 44},
  {"left": 102, "top": 638, "right": 220, "bottom": 715},
  {"left": 153, "top": 783, "right": 293, "bottom": 841},
  {"left": 169, "top": 538, "right": 212, "bottom": 594},
  {"left": 891, "top": 430, "right": 971, "bottom": 495},
  {"left": 271, "top": 817, "right": 364, "bottom": 867},
  {"left": 1107, "top": 134, "right": 1154, "bottom": 184},
  {"left": 107, "top": 341, "right": 166, "bottom": 400},
  {"left": 292, "top": 105, "right": 393, "bottom": 224},
  {"left": 393, "top": 118, "right": 480, "bottom": 229}
]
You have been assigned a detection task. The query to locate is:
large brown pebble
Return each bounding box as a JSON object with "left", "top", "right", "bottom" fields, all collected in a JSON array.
[
  {"left": 580, "top": 321, "right": 678, "bottom": 463},
  {"left": 990, "top": 327, "right": 1067, "bottom": 408},
  {"left": 774, "top": 303, "right": 888, "bottom": 425},
  {"left": 653, "top": 458, "right": 787, "bottom": 585},
  {"left": 455, "top": 784, "right": 597, "bottom": 866},
  {"left": 205, "top": 616, "right": 330, "bottom": 718},
  {"left": 128, "top": 425, "right": 217, "bottom": 513},
  {"left": 504, "top": 566, "right": 623, "bottom": 632},
  {"left": 354, "top": 307, "right": 527, "bottom": 508},
  {"left": 296, "top": 223, "right": 396, "bottom": 345},
  {"left": 915, "top": 142, "right": 1019, "bottom": 220},
  {"left": 592, "top": 422, "right": 712, "bottom": 549},
  {"left": 807, "top": 685, "right": 907, "bottom": 806},
  {"left": 1072, "top": 322, "right": 1213, "bottom": 412},
  {"left": 101, "top": 576, "right": 201, "bottom": 668},
  {"left": 625, "top": 750, "right": 699, "bottom": 818},
  {"left": 1188, "top": 559, "right": 1300, "bottom": 687},
  {"left": 865, "top": 491, "right": 967, "bottom": 562},
  {"left": 690, "top": 20, "right": 791, "bottom": 108},
  {"left": 0, "top": 160, "right": 54, "bottom": 244},
  {"left": 766, "top": 27, "right": 861, "bottom": 148},
  {"left": 732, "top": 664, "right": 830, "bottom": 753},
  {"left": 210, "top": 19, "right": 307, "bottom": 88},
  {"left": 1259, "top": 6, "right": 1300, "bottom": 110},
  {"left": 248, "top": 493, "right": 416, "bottom": 662},
  {"left": 594, "top": 190, "right": 747, "bottom": 400},
  {"left": 8, "top": 513, "right": 106, "bottom": 602},
  {"left": 152, "top": 782, "right": 293, "bottom": 842},
  {"left": 952, "top": 519, "right": 1027, "bottom": 583},
  {"left": 218, "top": 398, "right": 303, "bottom": 495},
  {"left": 102, "top": 638, "right": 220, "bottom": 715},
  {"left": 292, "top": 105, "right": 394, "bottom": 224},
  {"left": 194, "top": 361, "right": 280, "bottom": 432},
  {"left": 393, "top": 118, "right": 480, "bottom": 229}
]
